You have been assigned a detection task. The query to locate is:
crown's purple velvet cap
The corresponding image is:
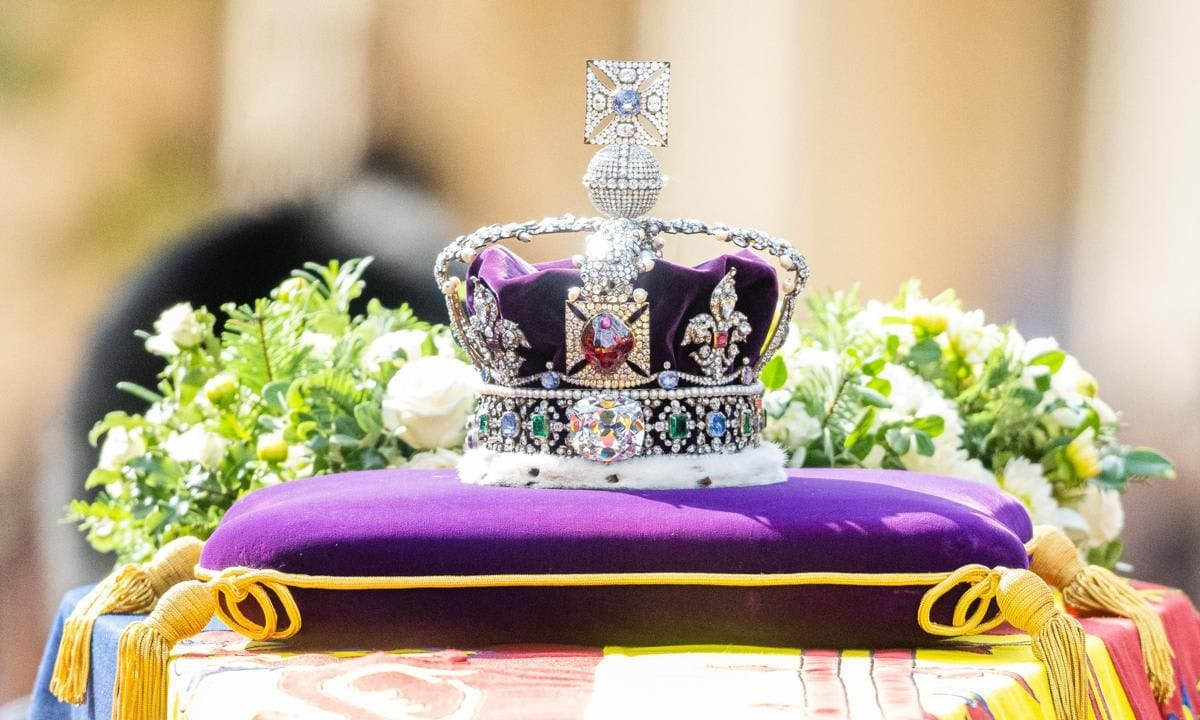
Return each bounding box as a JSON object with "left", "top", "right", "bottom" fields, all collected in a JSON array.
[{"left": 467, "top": 246, "right": 779, "bottom": 384}]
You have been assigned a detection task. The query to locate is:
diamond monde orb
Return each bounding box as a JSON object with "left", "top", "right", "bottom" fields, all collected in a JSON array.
[{"left": 567, "top": 394, "right": 646, "bottom": 462}]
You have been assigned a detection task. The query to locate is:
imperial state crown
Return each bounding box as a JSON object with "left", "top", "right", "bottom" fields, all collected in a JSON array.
[{"left": 434, "top": 59, "right": 810, "bottom": 488}]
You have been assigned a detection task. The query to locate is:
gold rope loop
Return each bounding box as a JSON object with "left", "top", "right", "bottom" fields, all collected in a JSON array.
[
  {"left": 209, "top": 568, "right": 303, "bottom": 641},
  {"left": 917, "top": 564, "right": 1006, "bottom": 636}
]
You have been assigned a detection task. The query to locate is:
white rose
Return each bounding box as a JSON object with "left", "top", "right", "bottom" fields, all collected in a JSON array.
[
  {"left": 406, "top": 448, "right": 463, "bottom": 469},
  {"left": 861, "top": 364, "right": 996, "bottom": 484},
  {"left": 1022, "top": 336, "right": 1061, "bottom": 363},
  {"left": 382, "top": 356, "right": 479, "bottom": 449},
  {"left": 98, "top": 427, "right": 146, "bottom": 471},
  {"left": 1052, "top": 355, "right": 1098, "bottom": 399},
  {"left": 761, "top": 389, "right": 792, "bottom": 418},
  {"left": 998, "top": 457, "right": 1061, "bottom": 527},
  {"left": 903, "top": 296, "right": 955, "bottom": 335},
  {"left": 1049, "top": 404, "right": 1088, "bottom": 430},
  {"left": 1091, "top": 397, "right": 1119, "bottom": 426},
  {"left": 363, "top": 330, "right": 429, "bottom": 371},
  {"left": 849, "top": 300, "right": 913, "bottom": 350},
  {"left": 1004, "top": 326, "right": 1027, "bottom": 359},
  {"left": 763, "top": 401, "right": 822, "bottom": 448},
  {"left": 432, "top": 333, "right": 459, "bottom": 358},
  {"left": 780, "top": 345, "right": 840, "bottom": 392},
  {"left": 146, "top": 303, "right": 205, "bottom": 355},
  {"left": 1073, "top": 484, "right": 1125, "bottom": 548},
  {"left": 301, "top": 331, "right": 337, "bottom": 361},
  {"left": 164, "top": 426, "right": 227, "bottom": 470},
  {"left": 284, "top": 444, "right": 314, "bottom": 477},
  {"left": 945, "top": 309, "right": 1002, "bottom": 364},
  {"left": 787, "top": 447, "right": 808, "bottom": 468}
]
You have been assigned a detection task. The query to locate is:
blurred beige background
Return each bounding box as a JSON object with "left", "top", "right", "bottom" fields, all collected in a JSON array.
[{"left": 1, "top": 0, "right": 1197, "bottom": 705}]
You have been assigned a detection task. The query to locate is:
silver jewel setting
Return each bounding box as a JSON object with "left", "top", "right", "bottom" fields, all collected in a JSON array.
[
  {"left": 466, "top": 282, "right": 530, "bottom": 384},
  {"left": 473, "top": 385, "right": 764, "bottom": 460},
  {"left": 683, "top": 269, "right": 752, "bottom": 381},
  {"left": 585, "top": 59, "right": 670, "bottom": 147},
  {"left": 435, "top": 59, "right": 810, "bottom": 466}
]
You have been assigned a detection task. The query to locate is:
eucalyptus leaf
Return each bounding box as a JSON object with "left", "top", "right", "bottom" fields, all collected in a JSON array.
[
  {"left": 1124, "top": 448, "right": 1175, "bottom": 479},
  {"left": 116, "top": 381, "right": 163, "bottom": 405},
  {"left": 913, "top": 431, "right": 936, "bottom": 457},
  {"left": 262, "top": 380, "right": 291, "bottom": 412},
  {"left": 908, "top": 339, "right": 941, "bottom": 364},
  {"left": 911, "top": 415, "right": 945, "bottom": 437}
]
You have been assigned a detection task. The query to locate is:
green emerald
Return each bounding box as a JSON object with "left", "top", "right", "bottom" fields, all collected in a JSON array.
[
  {"left": 531, "top": 413, "right": 548, "bottom": 438},
  {"left": 668, "top": 412, "right": 689, "bottom": 440},
  {"left": 479, "top": 414, "right": 489, "bottom": 434},
  {"left": 742, "top": 410, "right": 753, "bottom": 435}
]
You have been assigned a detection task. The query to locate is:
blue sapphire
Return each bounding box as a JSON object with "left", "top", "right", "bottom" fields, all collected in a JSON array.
[
  {"left": 657, "top": 370, "right": 680, "bottom": 389},
  {"left": 500, "top": 411, "right": 520, "bottom": 438},
  {"left": 612, "top": 89, "right": 641, "bottom": 116},
  {"left": 541, "top": 371, "right": 561, "bottom": 389},
  {"left": 706, "top": 411, "right": 727, "bottom": 437}
]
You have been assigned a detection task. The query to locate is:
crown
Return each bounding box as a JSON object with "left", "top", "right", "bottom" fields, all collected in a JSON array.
[{"left": 435, "top": 60, "right": 810, "bottom": 489}]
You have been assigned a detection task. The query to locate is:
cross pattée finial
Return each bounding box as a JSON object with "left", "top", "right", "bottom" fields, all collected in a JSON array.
[{"left": 584, "top": 59, "right": 670, "bottom": 147}]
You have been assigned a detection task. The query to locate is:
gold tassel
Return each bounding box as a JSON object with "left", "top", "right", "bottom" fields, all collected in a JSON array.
[
  {"left": 1028, "top": 525, "right": 1175, "bottom": 702},
  {"left": 112, "top": 580, "right": 216, "bottom": 720},
  {"left": 50, "top": 536, "right": 204, "bottom": 704},
  {"left": 996, "top": 568, "right": 1089, "bottom": 720}
]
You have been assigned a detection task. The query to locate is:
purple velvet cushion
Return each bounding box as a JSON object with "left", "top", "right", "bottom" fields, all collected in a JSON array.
[{"left": 203, "top": 468, "right": 1032, "bottom": 648}]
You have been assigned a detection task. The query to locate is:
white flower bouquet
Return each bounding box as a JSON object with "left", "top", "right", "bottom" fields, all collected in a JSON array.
[
  {"left": 761, "top": 281, "right": 1174, "bottom": 566},
  {"left": 71, "top": 259, "right": 477, "bottom": 561},
  {"left": 73, "top": 264, "right": 1172, "bottom": 567}
]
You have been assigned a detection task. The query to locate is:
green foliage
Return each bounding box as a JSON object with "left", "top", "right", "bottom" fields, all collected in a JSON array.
[
  {"left": 68, "top": 258, "right": 467, "bottom": 562},
  {"left": 70, "top": 263, "right": 1177, "bottom": 570},
  {"left": 765, "top": 281, "right": 1175, "bottom": 564}
]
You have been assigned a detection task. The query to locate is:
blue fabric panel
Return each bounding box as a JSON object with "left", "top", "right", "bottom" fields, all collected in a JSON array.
[{"left": 29, "top": 585, "right": 222, "bottom": 720}]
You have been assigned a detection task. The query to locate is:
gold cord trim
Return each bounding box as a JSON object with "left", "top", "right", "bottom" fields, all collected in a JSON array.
[{"left": 193, "top": 564, "right": 1008, "bottom": 640}]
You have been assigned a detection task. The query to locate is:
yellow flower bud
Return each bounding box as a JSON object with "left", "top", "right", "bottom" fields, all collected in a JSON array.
[
  {"left": 277, "top": 277, "right": 306, "bottom": 302},
  {"left": 256, "top": 432, "right": 289, "bottom": 463},
  {"left": 203, "top": 373, "right": 238, "bottom": 404},
  {"left": 912, "top": 312, "right": 948, "bottom": 336},
  {"left": 1065, "top": 427, "right": 1102, "bottom": 480},
  {"left": 1075, "top": 370, "right": 1098, "bottom": 398}
]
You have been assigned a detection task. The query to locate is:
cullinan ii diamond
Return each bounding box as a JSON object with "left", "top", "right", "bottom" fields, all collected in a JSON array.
[
  {"left": 567, "top": 394, "right": 645, "bottom": 463},
  {"left": 581, "top": 311, "right": 635, "bottom": 374}
]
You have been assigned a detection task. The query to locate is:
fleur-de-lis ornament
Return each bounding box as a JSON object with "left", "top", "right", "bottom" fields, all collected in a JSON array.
[
  {"left": 467, "top": 282, "right": 529, "bottom": 383},
  {"left": 683, "top": 269, "right": 751, "bottom": 380}
]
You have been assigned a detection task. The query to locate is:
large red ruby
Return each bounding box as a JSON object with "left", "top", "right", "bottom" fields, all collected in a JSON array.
[{"left": 581, "top": 311, "right": 635, "bottom": 374}]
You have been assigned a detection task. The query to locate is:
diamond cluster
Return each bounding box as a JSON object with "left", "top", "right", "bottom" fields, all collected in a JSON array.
[
  {"left": 575, "top": 218, "right": 653, "bottom": 297},
  {"left": 583, "top": 145, "right": 664, "bottom": 218}
]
